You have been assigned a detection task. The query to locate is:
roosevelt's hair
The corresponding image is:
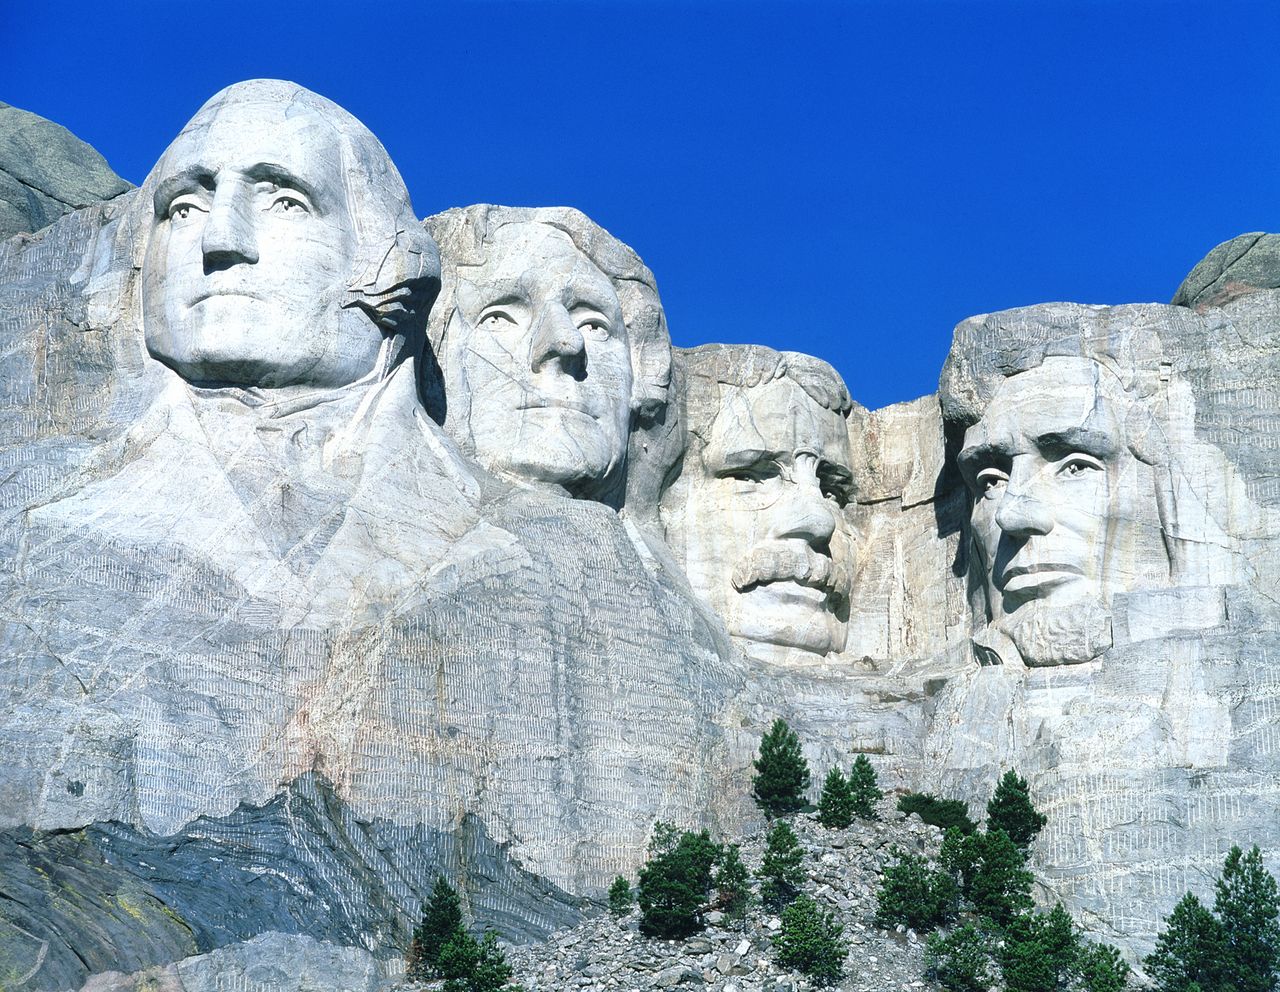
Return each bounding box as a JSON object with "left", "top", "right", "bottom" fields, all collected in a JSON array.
[
  {"left": 424, "top": 204, "right": 672, "bottom": 423},
  {"left": 135, "top": 79, "right": 440, "bottom": 372},
  {"left": 678, "top": 343, "right": 855, "bottom": 449}
]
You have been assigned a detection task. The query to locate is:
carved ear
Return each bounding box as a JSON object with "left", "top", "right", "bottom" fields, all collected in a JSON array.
[{"left": 343, "top": 226, "right": 442, "bottom": 332}]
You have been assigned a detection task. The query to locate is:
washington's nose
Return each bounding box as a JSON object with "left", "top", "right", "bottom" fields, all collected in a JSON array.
[
  {"left": 995, "top": 492, "right": 1055, "bottom": 538},
  {"left": 530, "top": 303, "right": 586, "bottom": 378},
  {"left": 202, "top": 184, "right": 259, "bottom": 271},
  {"left": 772, "top": 482, "right": 837, "bottom": 548}
]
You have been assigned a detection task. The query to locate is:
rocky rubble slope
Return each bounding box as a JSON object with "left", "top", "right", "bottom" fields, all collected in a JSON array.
[{"left": 399, "top": 802, "right": 947, "bottom": 992}]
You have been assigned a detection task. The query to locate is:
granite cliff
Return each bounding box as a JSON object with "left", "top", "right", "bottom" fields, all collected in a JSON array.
[{"left": 1, "top": 81, "right": 1277, "bottom": 990}]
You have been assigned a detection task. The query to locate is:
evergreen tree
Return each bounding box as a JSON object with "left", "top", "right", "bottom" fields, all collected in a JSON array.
[
  {"left": 875, "top": 848, "right": 958, "bottom": 932},
  {"left": 925, "top": 922, "right": 995, "bottom": 992},
  {"left": 759, "top": 820, "right": 806, "bottom": 909},
  {"left": 774, "top": 894, "right": 846, "bottom": 987},
  {"left": 848, "top": 754, "right": 883, "bottom": 820},
  {"left": 1077, "top": 942, "right": 1132, "bottom": 992},
  {"left": 408, "top": 875, "right": 465, "bottom": 979},
  {"left": 997, "top": 904, "right": 1080, "bottom": 992},
  {"left": 1145, "top": 892, "right": 1224, "bottom": 992},
  {"left": 752, "top": 718, "right": 811, "bottom": 817},
  {"left": 817, "top": 766, "right": 854, "bottom": 829},
  {"left": 986, "top": 769, "right": 1048, "bottom": 850},
  {"left": 1214, "top": 844, "right": 1280, "bottom": 992},
  {"left": 714, "top": 843, "right": 752, "bottom": 919},
  {"left": 897, "top": 793, "right": 977, "bottom": 834},
  {"left": 608, "top": 875, "right": 633, "bottom": 916},
  {"left": 437, "top": 929, "right": 519, "bottom": 992},
  {"left": 637, "top": 828, "right": 722, "bottom": 938},
  {"left": 938, "top": 827, "right": 979, "bottom": 901},
  {"left": 967, "top": 828, "right": 1033, "bottom": 928}
]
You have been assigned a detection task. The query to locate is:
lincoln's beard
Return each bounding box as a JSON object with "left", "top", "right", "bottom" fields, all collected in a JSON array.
[{"left": 998, "top": 595, "right": 1113, "bottom": 667}]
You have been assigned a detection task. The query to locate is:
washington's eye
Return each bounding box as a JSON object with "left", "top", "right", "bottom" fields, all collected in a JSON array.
[
  {"left": 975, "top": 467, "right": 1009, "bottom": 497},
  {"left": 167, "top": 196, "right": 206, "bottom": 222},
  {"left": 269, "top": 193, "right": 309, "bottom": 215},
  {"left": 1058, "top": 453, "right": 1104, "bottom": 478}
]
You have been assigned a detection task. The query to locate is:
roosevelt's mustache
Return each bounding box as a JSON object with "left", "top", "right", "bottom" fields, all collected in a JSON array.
[{"left": 731, "top": 542, "right": 852, "bottom": 598}]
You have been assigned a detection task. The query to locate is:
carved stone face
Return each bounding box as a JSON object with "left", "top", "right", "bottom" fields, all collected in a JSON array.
[
  {"left": 448, "top": 223, "right": 633, "bottom": 498},
  {"left": 142, "top": 99, "right": 378, "bottom": 389},
  {"left": 677, "top": 377, "right": 855, "bottom": 658},
  {"left": 959, "top": 357, "right": 1167, "bottom": 662}
]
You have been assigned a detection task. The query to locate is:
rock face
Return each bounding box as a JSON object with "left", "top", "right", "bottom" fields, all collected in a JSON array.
[
  {"left": 0, "top": 101, "right": 131, "bottom": 241},
  {"left": 1, "top": 78, "right": 1279, "bottom": 988}
]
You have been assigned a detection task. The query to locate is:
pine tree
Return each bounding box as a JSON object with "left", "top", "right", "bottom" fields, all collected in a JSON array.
[
  {"left": 967, "top": 828, "right": 1033, "bottom": 929},
  {"left": 437, "top": 928, "right": 518, "bottom": 992},
  {"left": 1145, "top": 891, "right": 1224, "bottom": 992},
  {"left": 752, "top": 718, "right": 811, "bottom": 818},
  {"left": 848, "top": 754, "right": 883, "bottom": 820},
  {"left": 997, "top": 904, "right": 1080, "bottom": 992},
  {"left": 986, "top": 769, "right": 1048, "bottom": 850},
  {"left": 1077, "top": 942, "right": 1132, "bottom": 992},
  {"left": 774, "top": 894, "right": 846, "bottom": 987},
  {"left": 817, "top": 767, "right": 853, "bottom": 829},
  {"left": 925, "top": 922, "right": 995, "bottom": 992},
  {"left": 759, "top": 820, "right": 806, "bottom": 909},
  {"left": 608, "top": 875, "right": 633, "bottom": 916},
  {"left": 1214, "top": 844, "right": 1280, "bottom": 992},
  {"left": 637, "top": 828, "right": 722, "bottom": 938},
  {"left": 875, "top": 848, "right": 958, "bottom": 932},
  {"left": 408, "top": 875, "right": 465, "bottom": 979},
  {"left": 714, "top": 843, "right": 752, "bottom": 918}
]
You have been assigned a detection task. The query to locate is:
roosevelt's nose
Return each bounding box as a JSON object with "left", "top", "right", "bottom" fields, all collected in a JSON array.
[
  {"left": 530, "top": 303, "right": 586, "bottom": 379},
  {"left": 202, "top": 183, "right": 259, "bottom": 271},
  {"left": 994, "top": 491, "right": 1055, "bottom": 538},
  {"left": 771, "top": 477, "right": 837, "bottom": 548}
]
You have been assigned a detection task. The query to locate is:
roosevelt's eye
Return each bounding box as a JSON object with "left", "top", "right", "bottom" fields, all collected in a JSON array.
[
  {"left": 820, "top": 481, "right": 852, "bottom": 509},
  {"left": 975, "top": 467, "right": 1009, "bottom": 497},
  {"left": 576, "top": 315, "right": 610, "bottom": 340},
  {"left": 167, "top": 195, "right": 207, "bottom": 222},
  {"left": 479, "top": 309, "right": 517, "bottom": 330},
  {"left": 1058, "top": 453, "right": 1104, "bottom": 478}
]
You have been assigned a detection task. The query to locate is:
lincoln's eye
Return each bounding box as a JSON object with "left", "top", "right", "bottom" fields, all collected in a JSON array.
[
  {"left": 1058, "top": 453, "right": 1104, "bottom": 478},
  {"left": 975, "top": 467, "right": 1009, "bottom": 497}
]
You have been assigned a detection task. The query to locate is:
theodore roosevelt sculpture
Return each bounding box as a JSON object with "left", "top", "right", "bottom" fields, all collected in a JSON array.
[
  {"left": 425, "top": 205, "right": 674, "bottom": 508},
  {"left": 660, "top": 345, "right": 857, "bottom": 663}
]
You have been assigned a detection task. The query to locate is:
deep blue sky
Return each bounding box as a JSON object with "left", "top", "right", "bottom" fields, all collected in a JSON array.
[{"left": 4, "top": 0, "right": 1278, "bottom": 410}]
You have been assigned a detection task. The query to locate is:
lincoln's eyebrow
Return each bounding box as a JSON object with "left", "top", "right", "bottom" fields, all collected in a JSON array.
[
  {"left": 1034, "top": 425, "right": 1119, "bottom": 459},
  {"left": 957, "top": 440, "right": 1006, "bottom": 470},
  {"left": 152, "top": 165, "right": 214, "bottom": 215}
]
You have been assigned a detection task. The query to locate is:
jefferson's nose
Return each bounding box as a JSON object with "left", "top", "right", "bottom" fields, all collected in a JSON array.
[
  {"left": 202, "top": 183, "right": 259, "bottom": 270},
  {"left": 530, "top": 303, "right": 586, "bottom": 378},
  {"left": 994, "top": 492, "right": 1055, "bottom": 537},
  {"left": 772, "top": 479, "right": 837, "bottom": 548}
]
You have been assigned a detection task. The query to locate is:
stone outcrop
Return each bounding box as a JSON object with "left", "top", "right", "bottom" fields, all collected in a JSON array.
[
  {"left": 1, "top": 79, "right": 1279, "bottom": 988},
  {"left": 0, "top": 101, "right": 131, "bottom": 241}
]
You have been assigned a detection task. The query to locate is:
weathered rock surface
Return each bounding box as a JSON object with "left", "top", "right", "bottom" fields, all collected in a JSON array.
[
  {"left": 0, "top": 101, "right": 131, "bottom": 241},
  {"left": 2, "top": 80, "right": 1280, "bottom": 990}
]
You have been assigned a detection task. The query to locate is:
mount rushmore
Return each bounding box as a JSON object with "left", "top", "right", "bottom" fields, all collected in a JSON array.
[{"left": 2, "top": 79, "right": 1280, "bottom": 988}]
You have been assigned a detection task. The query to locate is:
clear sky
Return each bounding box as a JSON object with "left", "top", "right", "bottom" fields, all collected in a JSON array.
[{"left": 3, "top": 0, "right": 1278, "bottom": 410}]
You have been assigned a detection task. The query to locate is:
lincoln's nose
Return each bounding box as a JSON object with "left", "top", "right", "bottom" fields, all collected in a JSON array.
[{"left": 995, "top": 492, "right": 1055, "bottom": 537}]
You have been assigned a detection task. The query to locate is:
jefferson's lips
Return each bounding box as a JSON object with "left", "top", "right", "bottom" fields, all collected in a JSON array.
[{"left": 520, "top": 397, "right": 593, "bottom": 415}]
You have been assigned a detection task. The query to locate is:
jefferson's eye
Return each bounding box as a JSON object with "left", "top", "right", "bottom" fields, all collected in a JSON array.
[
  {"left": 722, "top": 462, "right": 780, "bottom": 485},
  {"left": 1058, "top": 454, "right": 1104, "bottom": 478},
  {"left": 975, "top": 468, "right": 1009, "bottom": 497},
  {"left": 479, "top": 310, "right": 517, "bottom": 329}
]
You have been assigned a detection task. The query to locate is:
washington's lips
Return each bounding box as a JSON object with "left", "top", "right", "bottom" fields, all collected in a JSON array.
[
  {"left": 189, "top": 288, "right": 262, "bottom": 306},
  {"left": 731, "top": 543, "right": 852, "bottom": 600},
  {"left": 997, "top": 561, "right": 1084, "bottom": 596}
]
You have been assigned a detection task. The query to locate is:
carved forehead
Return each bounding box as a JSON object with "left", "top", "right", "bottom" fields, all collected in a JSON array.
[
  {"left": 461, "top": 223, "right": 620, "bottom": 305},
  {"left": 703, "top": 377, "right": 852, "bottom": 468},
  {"left": 962, "top": 357, "right": 1127, "bottom": 455}
]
